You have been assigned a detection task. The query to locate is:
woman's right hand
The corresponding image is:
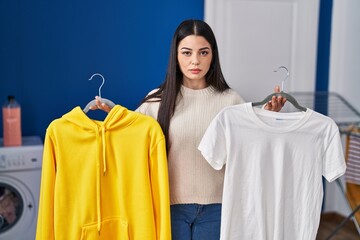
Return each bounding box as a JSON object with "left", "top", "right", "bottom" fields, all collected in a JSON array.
[{"left": 89, "top": 96, "right": 113, "bottom": 113}]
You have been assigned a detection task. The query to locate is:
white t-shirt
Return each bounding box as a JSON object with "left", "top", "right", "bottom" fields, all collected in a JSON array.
[{"left": 198, "top": 102, "right": 346, "bottom": 240}]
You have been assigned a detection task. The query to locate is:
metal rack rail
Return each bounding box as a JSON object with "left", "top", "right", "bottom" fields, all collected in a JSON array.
[{"left": 284, "top": 92, "right": 360, "bottom": 127}]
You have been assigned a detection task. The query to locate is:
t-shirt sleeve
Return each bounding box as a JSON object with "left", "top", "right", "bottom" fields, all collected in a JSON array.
[
  {"left": 198, "top": 114, "right": 227, "bottom": 170},
  {"left": 322, "top": 122, "right": 347, "bottom": 182}
]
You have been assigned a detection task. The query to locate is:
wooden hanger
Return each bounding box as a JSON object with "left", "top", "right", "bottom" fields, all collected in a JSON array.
[
  {"left": 83, "top": 73, "right": 115, "bottom": 113},
  {"left": 252, "top": 66, "right": 307, "bottom": 112}
]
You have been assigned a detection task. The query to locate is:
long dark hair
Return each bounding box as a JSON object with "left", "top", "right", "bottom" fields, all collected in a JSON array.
[{"left": 139, "top": 19, "right": 230, "bottom": 149}]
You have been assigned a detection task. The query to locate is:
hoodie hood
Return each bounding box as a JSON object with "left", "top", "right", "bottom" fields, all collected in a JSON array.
[
  {"left": 62, "top": 105, "right": 135, "bottom": 174},
  {"left": 62, "top": 105, "right": 135, "bottom": 131},
  {"left": 61, "top": 105, "right": 137, "bottom": 233}
]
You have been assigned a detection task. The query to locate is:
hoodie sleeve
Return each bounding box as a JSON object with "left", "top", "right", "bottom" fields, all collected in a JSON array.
[
  {"left": 36, "top": 126, "right": 56, "bottom": 240},
  {"left": 149, "top": 126, "right": 171, "bottom": 240}
]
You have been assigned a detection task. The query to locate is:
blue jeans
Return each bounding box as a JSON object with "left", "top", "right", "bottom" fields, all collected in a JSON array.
[{"left": 170, "top": 204, "right": 221, "bottom": 240}]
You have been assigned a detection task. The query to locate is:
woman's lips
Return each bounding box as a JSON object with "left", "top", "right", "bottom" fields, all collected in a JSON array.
[{"left": 190, "top": 69, "right": 201, "bottom": 74}]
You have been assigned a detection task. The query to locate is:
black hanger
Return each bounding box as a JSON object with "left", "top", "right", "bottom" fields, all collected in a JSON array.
[
  {"left": 83, "top": 73, "right": 115, "bottom": 113},
  {"left": 252, "top": 66, "right": 307, "bottom": 112}
]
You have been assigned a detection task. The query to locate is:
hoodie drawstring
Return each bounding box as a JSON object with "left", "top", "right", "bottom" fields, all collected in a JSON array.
[
  {"left": 96, "top": 126, "right": 108, "bottom": 234},
  {"left": 102, "top": 127, "right": 107, "bottom": 175}
]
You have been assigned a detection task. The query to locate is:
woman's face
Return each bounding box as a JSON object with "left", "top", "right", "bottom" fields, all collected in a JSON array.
[{"left": 177, "top": 35, "right": 212, "bottom": 89}]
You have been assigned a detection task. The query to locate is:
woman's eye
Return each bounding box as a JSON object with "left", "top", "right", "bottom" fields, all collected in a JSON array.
[
  {"left": 200, "top": 51, "right": 209, "bottom": 56},
  {"left": 182, "top": 51, "right": 191, "bottom": 56}
]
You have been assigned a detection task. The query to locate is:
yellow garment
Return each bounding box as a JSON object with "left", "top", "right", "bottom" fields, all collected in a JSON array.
[{"left": 36, "top": 105, "right": 171, "bottom": 240}]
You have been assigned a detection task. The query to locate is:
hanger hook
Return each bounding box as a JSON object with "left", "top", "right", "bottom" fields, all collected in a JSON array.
[
  {"left": 273, "top": 66, "right": 289, "bottom": 92},
  {"left": 89, "top": 73, "right": 105, "bottom": 98}
]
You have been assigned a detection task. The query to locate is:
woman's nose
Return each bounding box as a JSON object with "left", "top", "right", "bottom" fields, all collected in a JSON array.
[{"left": 191, "top": 56, "right": 200, "bottom": 65}]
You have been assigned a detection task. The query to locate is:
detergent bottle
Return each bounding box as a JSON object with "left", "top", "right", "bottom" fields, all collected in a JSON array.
[{"left": 2, "top": 95, "right": 22, "bottom": 146}]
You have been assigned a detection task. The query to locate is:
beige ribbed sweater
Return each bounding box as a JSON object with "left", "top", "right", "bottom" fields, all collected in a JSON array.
[{"left": 136, "top": 85, "right": 244, "bottom": 204}]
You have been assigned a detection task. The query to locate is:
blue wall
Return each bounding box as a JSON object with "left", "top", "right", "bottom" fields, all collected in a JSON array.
[
  {"left": 316, "top": 0, "right": 332, "bottom": 92},
  {"left": 0, "top": 1, "right": 204, "bottom": 140}
]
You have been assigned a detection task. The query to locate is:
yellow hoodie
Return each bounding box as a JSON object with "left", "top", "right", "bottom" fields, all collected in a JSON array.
[{"left": 36, "top": 105, "right": 171, "bottom": 240}]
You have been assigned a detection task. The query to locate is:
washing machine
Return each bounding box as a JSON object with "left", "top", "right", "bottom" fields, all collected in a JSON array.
[{"left": 0, "top": 136, "right": 43, "bottom": 240}]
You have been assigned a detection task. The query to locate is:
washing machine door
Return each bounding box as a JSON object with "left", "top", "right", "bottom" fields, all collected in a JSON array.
[{"left": 0, "top": 175, "right": 37, "bottom": 240}]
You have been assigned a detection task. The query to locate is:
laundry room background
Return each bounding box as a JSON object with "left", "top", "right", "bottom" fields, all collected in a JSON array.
[
  {"left": 0, "top": 0, "right": 204, "bottom": 140},
  {"left": 1, "top": 1, "right": 359, "bottom": 141},
  {"left": 1, "top": 0, "right": 360, "bottom": 239}
]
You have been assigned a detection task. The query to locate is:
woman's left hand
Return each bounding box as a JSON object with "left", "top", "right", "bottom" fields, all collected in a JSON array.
[{"left": 264, "top": 86, "right": 286, "bottom": 112}]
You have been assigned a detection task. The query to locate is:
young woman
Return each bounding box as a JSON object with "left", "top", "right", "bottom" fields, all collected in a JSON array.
[{"left": 94, "top": 19, "right": 285, "bottom": 240}]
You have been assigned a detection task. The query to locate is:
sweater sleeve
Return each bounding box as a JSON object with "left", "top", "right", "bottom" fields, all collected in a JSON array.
[
  {"left": 135, "top": 88, "right": 161, "bottom": 120},
  {"left": 135, "top": 101, "right": 160, "bottom": 120},
  {"left": 149, "top": 127, "right": 171, "bottom": 240},
  {"left": 36, "top": 127, "right": 56, "bottom": 240}
]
